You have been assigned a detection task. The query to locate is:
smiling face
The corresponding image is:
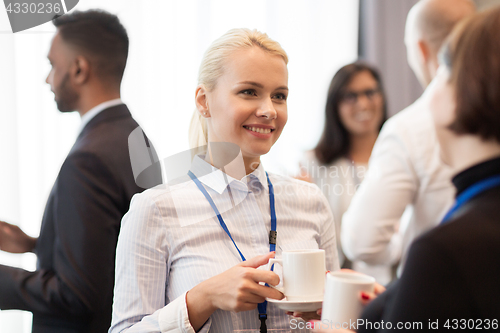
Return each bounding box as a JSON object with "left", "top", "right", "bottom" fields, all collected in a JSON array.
[
  {"left": 46, "top": 31, "right": 79, "bottom": 112},
  {"left": 338, "top": 70, "right": 384, "bottom": 137},
  {"left": 199, "top": 46, "right": 288, "bottom": 165}
]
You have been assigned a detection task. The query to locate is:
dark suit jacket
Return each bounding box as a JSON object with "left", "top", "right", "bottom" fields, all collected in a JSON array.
[
  {"left": 0, "top": 104, "right": 161, "bottom": 333},
  {"left": 359, "top": 157, "right": 500, "bottom": 332}
]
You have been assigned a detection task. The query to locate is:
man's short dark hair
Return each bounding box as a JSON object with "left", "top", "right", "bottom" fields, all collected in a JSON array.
[
  {"left": 441, "top": 6, "right": 500, "bottom": 143},
  {"left": 53, "top": 10, "right": 129, "bottom": 84}
]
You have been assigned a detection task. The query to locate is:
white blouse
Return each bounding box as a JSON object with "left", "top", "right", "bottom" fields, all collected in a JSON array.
[{"left": 110, "top": 156, "right": 339, "bottom": 333}]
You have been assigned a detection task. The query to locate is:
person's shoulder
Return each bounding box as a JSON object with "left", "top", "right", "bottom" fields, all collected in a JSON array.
[
  {"left": 62, "top": 149, "right": 107, "bottom": 173},
  {"left": 65, "top": 143, "right": 128, "bottom": 175},
  {"left": 381, "top": 98, "right": 432, "bottom": 135},
  {"left": 127, "top": 180, "right": 192, "bottom": 217},
  {"left": 412, "top": 194, "right": 500, "bottom": 256},
  {"left": 73, "top": 107, "right": 155, "bottom": 164},
  {"left": 80, "top": 105, "right": 140, "bottom": 143},
  {"left": 407, "top": 200, "right": 500, "bottom": 294},
  {"left": 375, "top": 98, "right": 438, "bottom": 166},
  {"left": 402, "top": 223, "right": 457, "bottom": 277},
  {"left": 134, "top": 177, "right": 193, "bottom": 203},
  {"left": 440, "top": 190, "right": 500, "bottom": 242}
]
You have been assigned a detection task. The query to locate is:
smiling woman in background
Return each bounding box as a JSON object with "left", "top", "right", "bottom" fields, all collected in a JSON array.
[{"left": 301, "top": 63, "right": 389, "bottom": 283}]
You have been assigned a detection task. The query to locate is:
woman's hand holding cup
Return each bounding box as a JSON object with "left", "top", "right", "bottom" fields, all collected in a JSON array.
[
  {"left": 339, "top": 269, "right": 386, "bottom": 305},
  {"left": 186, "top": 252, "right": 283, "bottom": 330},
  {"left": 196, "top": 252, "right": 284, "bottom": 311}
]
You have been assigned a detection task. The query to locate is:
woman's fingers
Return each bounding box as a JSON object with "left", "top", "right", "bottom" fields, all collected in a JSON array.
[
  {"left": 254, "top": 283, "right": 284, "bottom": 300},
  {"left": 336, "top": 268, "right": 386, "bottom": 305},
  {"left": 373, "top": 282, "right": 386, "bottom": 295},
  {"left": 233, "top": 274, "right": 283, "bottom": 301},
  {"left": 203, "top": 252, "right": 285, "bottom": 312},
  {"left": 285, "top": 311, "right": 321, "bottom": 321},
  {"left": 240, "top": 251, "right": 275, "bottom": 268},
  {"left": 234, "top": 272, "right": 283, "bottom": 300},
  {"left": 360, "top": 291, "right": 377, "bottom": 305},
  {"left": 248, "top": 267, "right": 281, "bottom": 286},
  {"left": 239, "top": 252, "right": 282, "bottom": 288},
  {"left": 359, "top": 282, "right": 386, "bottom": 305},
  {"left": 236, "top": 291, "right": 267, "bottom": 305}
]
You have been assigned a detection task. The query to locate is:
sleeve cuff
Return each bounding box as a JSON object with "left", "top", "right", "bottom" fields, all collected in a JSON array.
[{"left": 158, "top": 291, "right": 212, "bottom": 333}]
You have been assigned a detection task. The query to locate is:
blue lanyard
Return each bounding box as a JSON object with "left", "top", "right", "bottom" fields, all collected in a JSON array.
[
  {"left": 188, "top": 170, "right": 277, "bottom": 333},
  {"left": 441, "top": 175, "right": 500, "bottom": 224}
]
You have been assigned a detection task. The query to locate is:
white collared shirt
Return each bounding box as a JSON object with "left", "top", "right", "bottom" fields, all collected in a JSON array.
[
  {"left": 300, "top": 154, "right": 392, "bottom": 285},
  {"left": 110, "top": 156, "right": 339, "bottom": 333},
  {"left": 78, "top": 98, "right": 123, "bottom": 134},
  {"left": 341, "top": 97, "right": 456, "bottom": 275}
]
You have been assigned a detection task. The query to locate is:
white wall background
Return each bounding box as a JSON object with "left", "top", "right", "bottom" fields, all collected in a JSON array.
[{"left": 0, "top": 0, "right": 358, "bottom": 331}]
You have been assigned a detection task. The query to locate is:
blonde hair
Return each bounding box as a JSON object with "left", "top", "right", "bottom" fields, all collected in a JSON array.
[{"left": 188, "top": 28, "right": 289, "bottom": 149}]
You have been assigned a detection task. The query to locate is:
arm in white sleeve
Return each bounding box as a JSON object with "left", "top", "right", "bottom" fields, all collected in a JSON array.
[
  {"left": 109, "top": 191, "right": 211, "bottom": 333},
  {"left": 118, "top": 293, "right": 210, "bottom": 333},
  {"left": 316, "top": 190, "right": 341, "bottom": 272},
  {"left": 341, "top": 119, "right": 418, "bottom": 265}
]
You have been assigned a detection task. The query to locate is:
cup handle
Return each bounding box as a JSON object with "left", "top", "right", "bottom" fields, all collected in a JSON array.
[{"left": 267, "top": 258, "right": 284, "bottom": 293}]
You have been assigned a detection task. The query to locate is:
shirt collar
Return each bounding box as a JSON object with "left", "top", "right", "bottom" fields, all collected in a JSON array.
[
  {"left": 452, "top": 156, "right": 500, "bottom": 196},
  {"left": 190, "top": 155, "right": 268, "bottom": 194},
  {"left": 78, "top": 98, "right": 123, "bottom": 134},
  {"left": 247, "top": 161, "right": 269, "bottom": 192}
]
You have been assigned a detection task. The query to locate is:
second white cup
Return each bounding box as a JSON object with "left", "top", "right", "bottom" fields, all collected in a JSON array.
[
  {"left": 268, "top": 249, "right": 325, "bottom": 302},
  {"left": 321, "top": 271, "right": 375, "bottom": 329}
]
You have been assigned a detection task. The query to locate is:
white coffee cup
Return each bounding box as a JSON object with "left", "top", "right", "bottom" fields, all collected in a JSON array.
[
  {"left": 268, "top": 249, "right": 325, "bottom": 301},
  {"left": 321, "top": 271, "right": 375, "bottom": 328}
]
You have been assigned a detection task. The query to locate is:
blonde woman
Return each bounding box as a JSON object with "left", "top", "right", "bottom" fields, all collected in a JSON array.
[{"left": 110, "top": 29, "right": 339, "bottom": 333}]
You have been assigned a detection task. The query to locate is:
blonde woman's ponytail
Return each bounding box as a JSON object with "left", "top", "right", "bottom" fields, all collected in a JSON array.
[{"left": 188, "top": 109, "right": 208, "bottom": 149}]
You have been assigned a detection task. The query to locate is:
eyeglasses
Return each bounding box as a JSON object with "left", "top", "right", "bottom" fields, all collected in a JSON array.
[{"left": 341, "top": 88, "right": 381, "bottom": 104}]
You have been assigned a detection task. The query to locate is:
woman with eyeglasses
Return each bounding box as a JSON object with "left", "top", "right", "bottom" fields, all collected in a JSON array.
[{"left": 300, "top": 63, "right": 389, "bottom": 282}]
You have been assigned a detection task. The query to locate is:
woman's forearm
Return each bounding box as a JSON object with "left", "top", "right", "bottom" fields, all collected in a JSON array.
[{"left": 186, "top": 281, "right": 218, "bottom": 331}]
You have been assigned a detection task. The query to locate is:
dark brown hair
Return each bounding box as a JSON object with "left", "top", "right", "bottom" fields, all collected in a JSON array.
[
  {"left": 314, "top": 62, "right": 388, "bottom": 165},
  {"left": 440, "top": 6, "right": 500, "bottom": 142},
  {"left": 53, "top": 10, "right": 129, "bottom": 84}
]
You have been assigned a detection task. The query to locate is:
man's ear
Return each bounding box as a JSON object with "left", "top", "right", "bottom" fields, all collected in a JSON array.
[
  {"left": 72, "top": 56, "right": 90, "bottom": 85},
  {"left": 417, "top": 39, "right": 430, "bottom": 67},
  {"left": 418, "top": 38, "right": 441, "bottom": 80},
  {"left": 195, "top": 85, "right": 210, "bottom": 118}
]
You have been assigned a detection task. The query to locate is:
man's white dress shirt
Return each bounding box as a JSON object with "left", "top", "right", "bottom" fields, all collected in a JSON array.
[
  {"left": 341, "top": 98, "right": 456, "bottom": 275},
  {"left": 78, "top": 98, "right": 123, "bottom": 133},
  {"left": 110, "top": 156, "right": 339, "bottom": 333}
]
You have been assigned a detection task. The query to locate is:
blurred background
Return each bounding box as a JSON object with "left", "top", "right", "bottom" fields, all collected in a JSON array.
[{"left": 0, "top": 0, "right": 498, "bottom": 331}]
